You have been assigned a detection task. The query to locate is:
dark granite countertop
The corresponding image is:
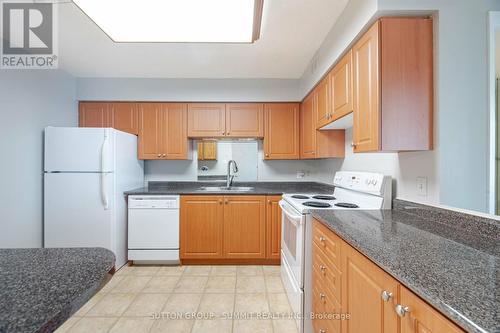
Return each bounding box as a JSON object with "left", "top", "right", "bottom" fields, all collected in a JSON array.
[
  {"left": 311, "top": 200, "right": 499, "bottom": 333},
  {"left": 0, "top": 248, "right": 115, "bottom": 333},
  {"left": 125, "top": 181, "right": 335, "bottom": 195}
]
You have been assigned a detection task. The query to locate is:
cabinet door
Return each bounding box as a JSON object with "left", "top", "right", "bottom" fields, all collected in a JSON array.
[
  {"left": 266, "top": 195, "right": 282, "bottom": 260},
  {"left": 225, "top": 103, "right": 264, "bottom": 138},
  {"left": 341, "top": 241, "right": 399, "bottom": 333},
  {"left": 300, "top": 93, "right": 317, "bottom": 159},
  {"left": 180, "top": 196, "right": 224, "bottom": 259},
  {"left": 223, "top": 196, "right": 266, "bottom": 259},
  {"left": 331, "top": 50, "right": 353, "bottom": 121},
  {"left": 110, "top": 102, "right": 138, "bottom": 135},
  {"left": 187, "top": 103, "right": 226, "bottom": 137},
  {"left": 79, "top": 102, "right": 112, "bottom": 128},
  {"left": 162, "top": 103, "right": 190, "bottom": 160},
  {"left": 315, "top": 77, "right": 331, "bottom": 128},
  {"left": 138, "top": 103, "right": 163, "bottom": 160},
  {"left": 264, "top": 103, "right": 300, "bottom": 159},
  {"left": 352, "top": 21, "right": 380, "bottom": 152},
  {"left": 399, "top": 286, "right": 465, "bottom": 333}
]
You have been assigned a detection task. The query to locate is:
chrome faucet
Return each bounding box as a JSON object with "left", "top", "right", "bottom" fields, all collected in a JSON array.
[{"left": 226, "top": 160, "right": 239, "bottom": 188}]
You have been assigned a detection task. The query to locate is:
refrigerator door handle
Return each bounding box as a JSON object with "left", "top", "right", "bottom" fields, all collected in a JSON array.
[{"left": 101, "top": 131, "right": 109, "bottom": 210}]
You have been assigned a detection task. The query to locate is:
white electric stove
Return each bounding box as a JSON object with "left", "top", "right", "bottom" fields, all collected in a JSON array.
[{"left": 279, "top": 171, "right": 392, "bottom": 333}]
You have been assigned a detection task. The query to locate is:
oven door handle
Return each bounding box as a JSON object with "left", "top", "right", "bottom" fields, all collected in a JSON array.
[{"left": 279, "top": 200, "right": 304, "bottom": 226}]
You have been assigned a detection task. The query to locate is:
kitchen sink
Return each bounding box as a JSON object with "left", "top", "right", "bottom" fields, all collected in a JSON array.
[{"left": 197, "top": 186, "right": 254, "bottom": 192}]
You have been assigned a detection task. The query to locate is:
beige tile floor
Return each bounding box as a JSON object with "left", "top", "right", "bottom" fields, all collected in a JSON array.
[{"left": 55, "top": 265, "right": 298, "bottom": 333}]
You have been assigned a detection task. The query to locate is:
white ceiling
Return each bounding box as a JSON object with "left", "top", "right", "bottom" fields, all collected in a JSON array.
[{"left": 58, "top": 0, "right": 349, "bottom": 78}]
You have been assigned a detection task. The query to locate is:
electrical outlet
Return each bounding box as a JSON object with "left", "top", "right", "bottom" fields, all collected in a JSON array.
[
  {"left": 297, "top": 171, "right": 306, "bottom": 179},
  {"left": 416, "top": 177, "right": 427, "bottom": 196}
]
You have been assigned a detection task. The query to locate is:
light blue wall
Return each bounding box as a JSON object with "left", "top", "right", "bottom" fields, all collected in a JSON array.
[
  {"left": 377, "top": 0, "right": 500, "bottom": 213},
  {"left": 0, "top": 70, "right": 77, "bottom": 248},
  {"left": 77, "top": 78, "right": 301, "bottom": 102}
]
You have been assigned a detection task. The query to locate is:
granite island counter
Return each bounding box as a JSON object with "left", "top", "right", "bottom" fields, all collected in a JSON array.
[
  {"left": 310, "top": 199, "right": 499, "bottom": 333},
  {"left": 0, "top": 248, "right": 115, "bottom": 333}
]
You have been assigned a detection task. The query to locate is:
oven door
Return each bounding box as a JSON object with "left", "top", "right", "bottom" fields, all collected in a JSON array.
[{"left": 279, "top": 199, "right": 306, "bottom": 288}]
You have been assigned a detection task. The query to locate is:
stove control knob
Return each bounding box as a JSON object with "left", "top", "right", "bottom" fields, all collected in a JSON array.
[
  {"left": 365, "top": 179, "right": 370, "bottom": 185},
  {"left": 373, "top": 179, "right": 378, "bottom": 185}
]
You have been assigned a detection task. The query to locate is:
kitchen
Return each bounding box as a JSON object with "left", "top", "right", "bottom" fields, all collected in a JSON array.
[{"left": 0, "top": 1, "right": 499, "bottom": 333}]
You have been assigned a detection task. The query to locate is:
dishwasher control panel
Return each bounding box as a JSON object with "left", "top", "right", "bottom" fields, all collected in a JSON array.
[{"left": 128, "top": 196, "right": 180, "bottom": 209}]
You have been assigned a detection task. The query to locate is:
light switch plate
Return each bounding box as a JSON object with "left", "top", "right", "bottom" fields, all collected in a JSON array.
[{"left": 416, "top": 177, "right": 427, "bottom": 196}]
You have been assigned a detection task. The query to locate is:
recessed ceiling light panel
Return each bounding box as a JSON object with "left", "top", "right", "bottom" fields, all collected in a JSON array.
[{"left": 73, "top": 0, "right": 263, "bottom": 43}]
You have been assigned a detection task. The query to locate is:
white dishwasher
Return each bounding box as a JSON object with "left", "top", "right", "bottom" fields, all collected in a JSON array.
[{"left": 128, "top": 195, "right": 180, "bottom": 264}]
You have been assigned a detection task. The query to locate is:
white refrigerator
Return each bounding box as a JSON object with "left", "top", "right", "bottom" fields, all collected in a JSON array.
[{"left": 44, "top": 127, "right": 144, "bottom": 268}]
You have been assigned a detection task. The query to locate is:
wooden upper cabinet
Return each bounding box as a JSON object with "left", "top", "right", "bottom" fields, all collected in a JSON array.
[
  {"left": 162, "top": 103, "right": 190, "bottom": 160},
  {"left": 138, "top": 103, "right": 190, "bottom": 160},
  {"left": 138, "top": 103, "right": 163, "bottom": 160},
  {"left": 341, "top": 240, "right": 399, "bottom": 333},
  {"left": 301, "top": 92, "right": 345, "bottom": 160},
  {"left": 79, "top": 102, "right": 112, "bottom": 128},
  {"left": 180, "top": 196, "right": 224, "bottom": 259},
  {"left": 352, "top": 18, "right": 433, "bottom": 152},
  {"left": 187, "top": 103, "right": 226, "bottom": 138},
  {"left": 225, "top": 103, "right": 264, "bottom": 138},
  {"left": 223, "top": 196, "right": 266, "bottom": 259},
  {"left": 264, "top": 103, "right": 300, "bottom": 159},
  {"left": 265, "top": 195, "right": 282, "bottom": 260},
  {"left": 399, "top": 286, "right": 465, "bottom": 333},
  {"left": 111, "top": 102, "right": 138, "bottom": 135},
  {"left": 300, "top": 93, "right": 317, "bottom": 159},
  {"left": 380, "top": 17, "right": 433, "bottom": 151},
  {"left": 352, "top": 21, "right": 381, "bottom": 153},
  {"left": 330, "top": 50, "right": 353, "bottom": 122},
  {"left": 315, "top": 77, "right": 331, "bottom": 128}
]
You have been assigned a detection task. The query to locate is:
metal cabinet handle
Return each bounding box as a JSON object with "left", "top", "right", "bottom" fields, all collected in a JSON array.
[
  {"left": 381, "top": 290, "right": 393, "bottom": 302},
  {"left": 222, "top": 131, "right": 225, "bottom": 135},
  {"left": 162, "top": 154, "right": 166, "bottom": 157},
  {"left": 219, "top": 199, "right": 223, "bottom": 204},
  {"left": 225, "top": 199, "right": 229, "bottom": 204},
  {"left": 319, "top": 293, "right": 326, "bottom": 300},
  {"left": 265, "top": 153, "right": 269, "bottom": 157},
  {"left": 395, "top": 304, "right": 410, "bottom": 317},
  {"left": 319, "top": 236, "right": 326, "bottom": 243},
  {"left": 157, "top": 154, "right": 161, "bottom": 157},
  {"left": 268, "top": 200, "right": 271, "bottom": 204},
  {"left": 319, "top": 330, "right": 326, "bottom": 333},
  {"left": 320, "top": 265, "right": 326, "bottom": 272}
]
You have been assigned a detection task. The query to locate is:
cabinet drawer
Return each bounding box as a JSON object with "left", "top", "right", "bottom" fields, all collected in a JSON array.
[
  {"left": 312, "top": 283, "right": 341, "bottom": 333},
  {"left": 313, "top": 219, "right": 341, "bottom": 268},
  {"left": 313, "top": 242, "right": 341, "bottom": 303}
]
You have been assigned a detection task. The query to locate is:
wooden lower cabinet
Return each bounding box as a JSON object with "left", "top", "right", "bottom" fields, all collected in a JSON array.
[
  {"left": 341, "top": 239, "right": 399, "bottom": 333},
  {"left": 180, "top": 196, "right": 224, "bottom": 259},
  {"left": 312, "top": 219, "right": 465, "bottom": 333},
  {"left": 180, "top": 195, "right": 281, "bottom": 263},
  {"left": 266, "top": 196, "right": 282, "bottom": 260},
  {"left": 223, "top": 196, "right": 266, "bottom": 259},
  {"left": 399, "top": 286, "right": 465, "bottom": 333}
]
